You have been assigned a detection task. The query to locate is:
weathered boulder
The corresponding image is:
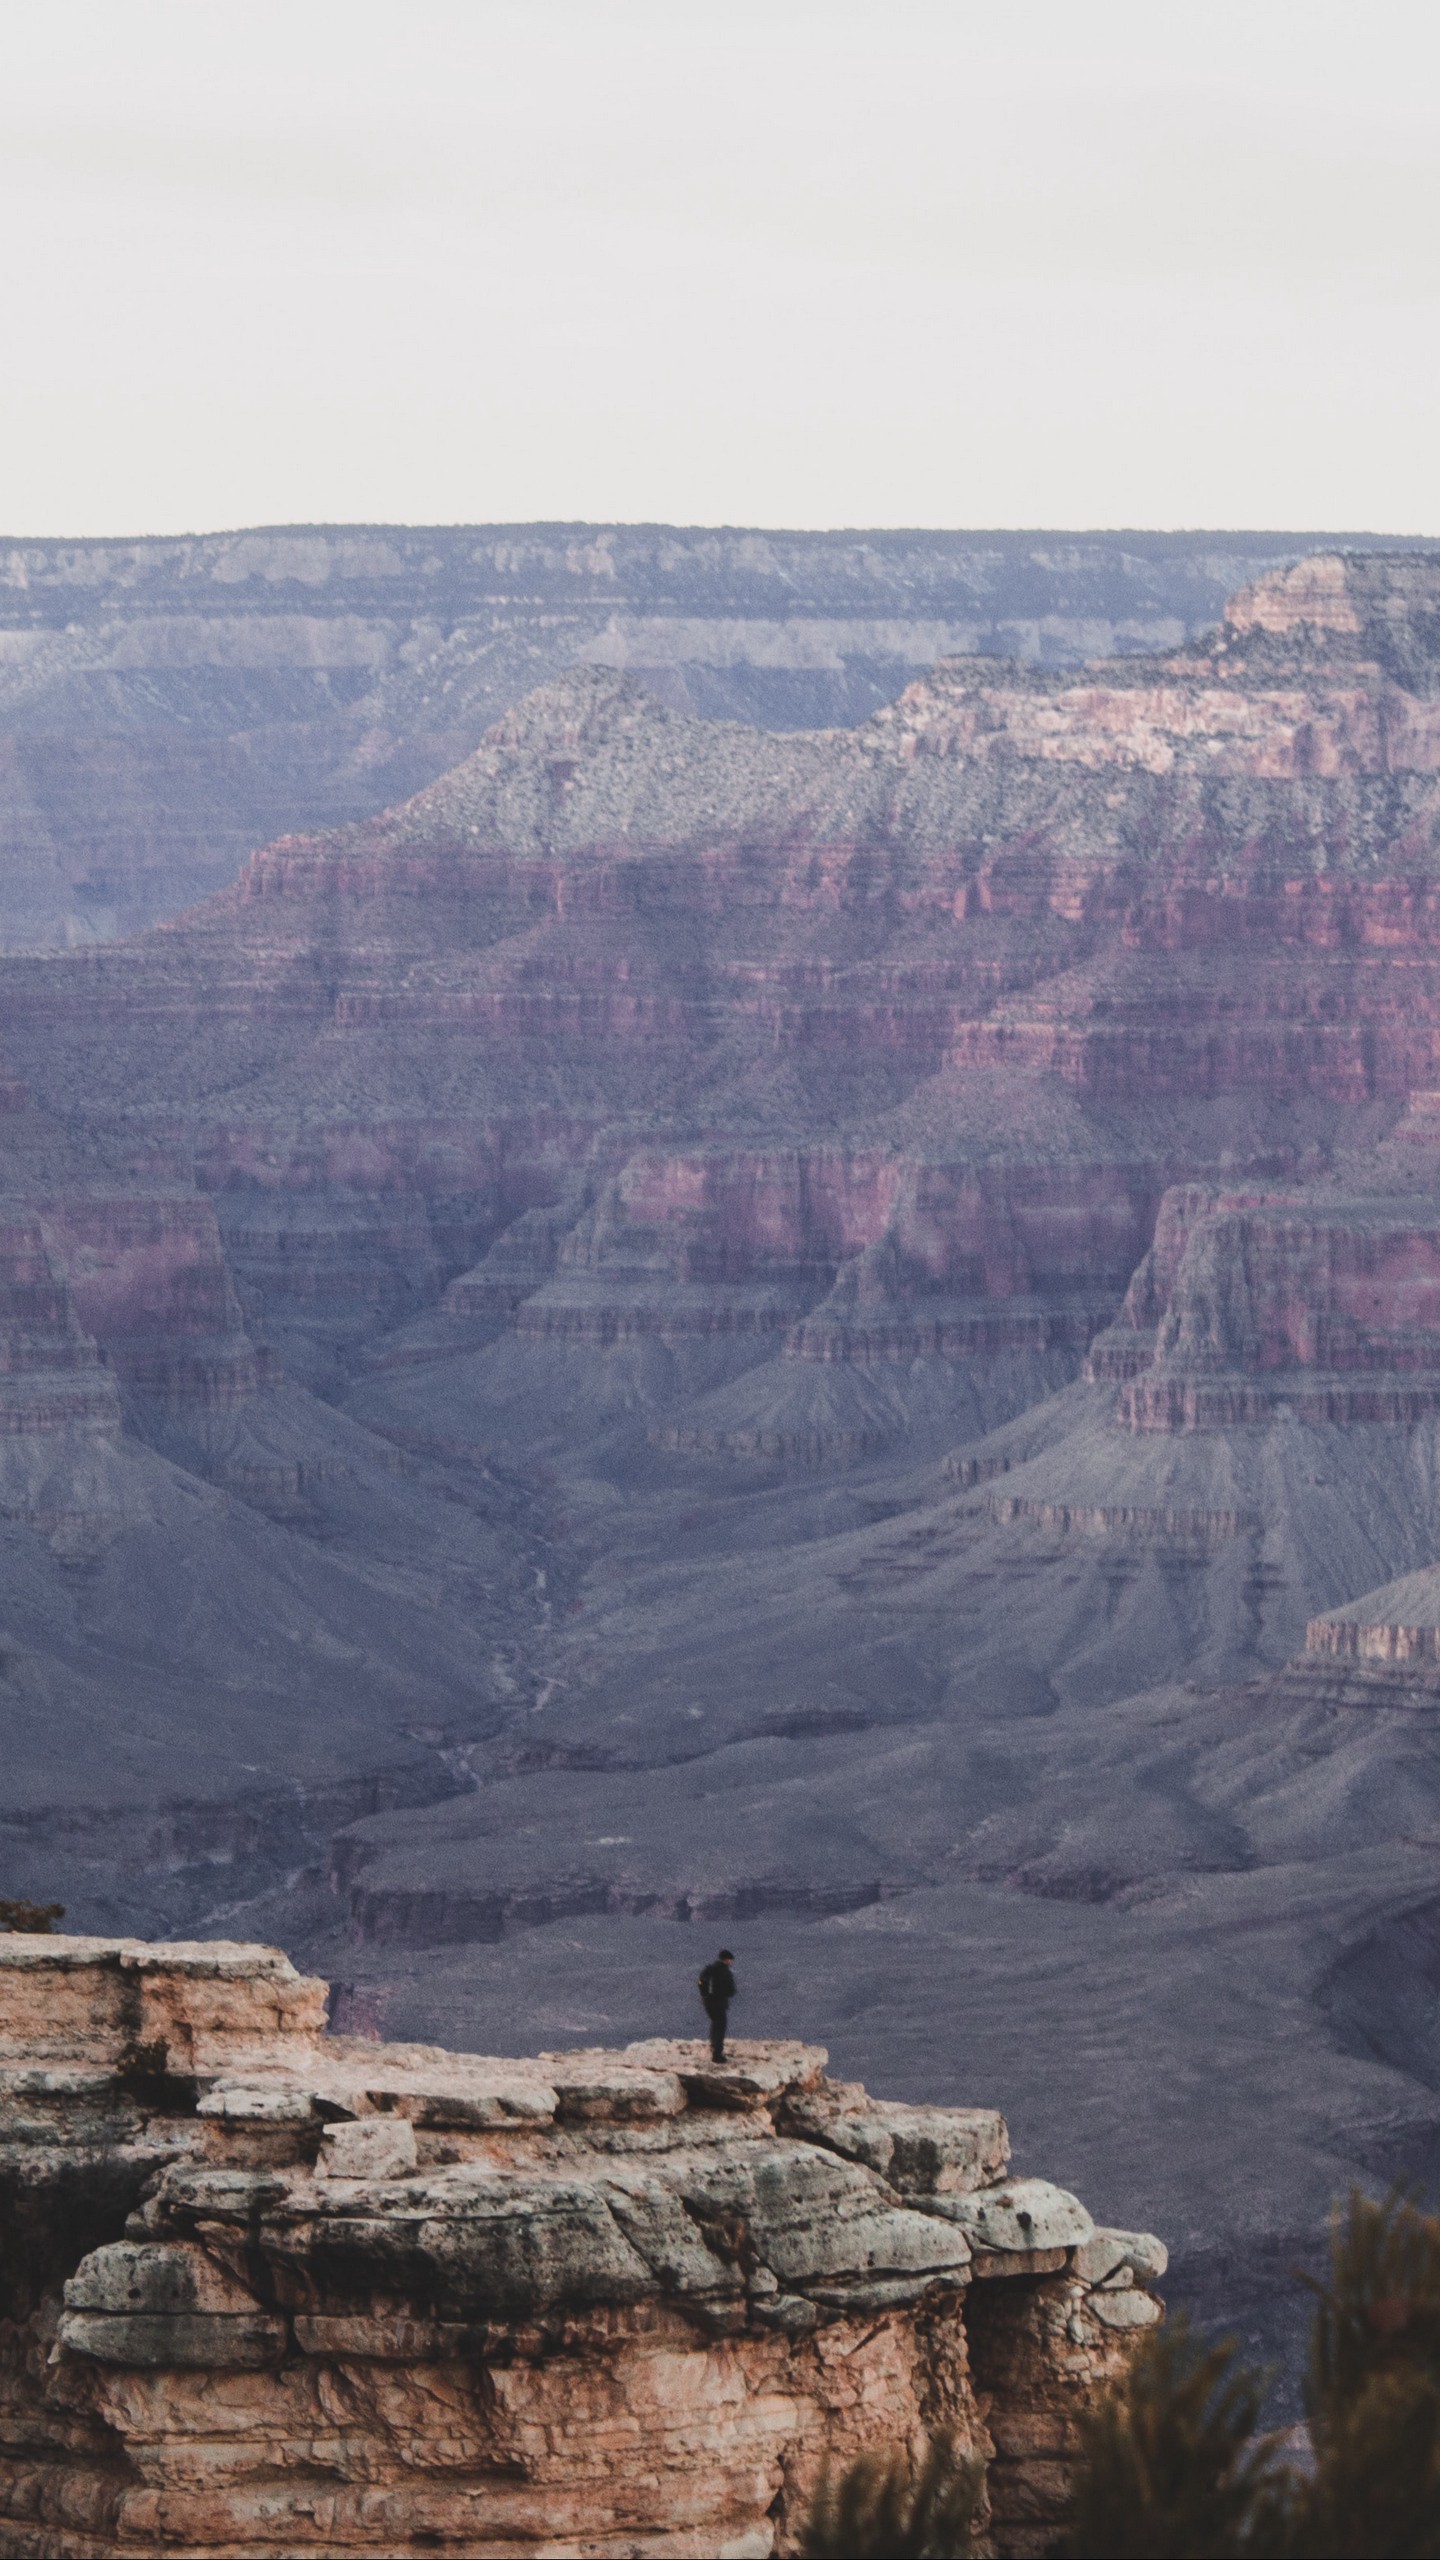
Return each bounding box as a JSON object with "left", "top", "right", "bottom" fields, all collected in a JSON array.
[
  {"left": 59, "top": 2240, "right": 289, "bottom": 2368},
  {"left": 939, "top": 2176, "right": 1095, "bottom": 2256},
  {"left": 1073, "top": 2225, "right": 1169, "bottom": 2288},
  {"left": 0, "top": 1933, "right": 327, "bottom": 2072},
  {"left": 782, "top": 2079, "right": 1009, "bottom": 2194}
]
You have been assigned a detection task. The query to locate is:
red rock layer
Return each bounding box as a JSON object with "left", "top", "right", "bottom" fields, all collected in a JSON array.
[
  {"left": 0, "top": 1209, "right": 118, "bottom": 1435},
  {"left": 9, "top": 553, "right": 1440, "bottom": 1412},
  {"left": 1091, "top": 1192, "right": 1440, "bottom": 1431}
]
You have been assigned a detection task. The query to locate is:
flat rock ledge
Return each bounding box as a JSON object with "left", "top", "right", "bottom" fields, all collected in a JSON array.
[{"left": 0, "top": 1937, "right": 1165, "bottom": 2558}]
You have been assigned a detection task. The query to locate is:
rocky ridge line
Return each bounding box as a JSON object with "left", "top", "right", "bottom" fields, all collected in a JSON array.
[{"left": 0, "top": 1933, "right": 1164, "bottom": 2558}]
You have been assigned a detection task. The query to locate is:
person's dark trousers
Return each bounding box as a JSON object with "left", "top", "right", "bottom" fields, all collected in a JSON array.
[{"left": 706, "top": 2006, "right": 729, "bottom": 2062}]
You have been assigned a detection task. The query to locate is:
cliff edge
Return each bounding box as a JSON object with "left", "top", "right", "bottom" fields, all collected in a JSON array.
[{"left": 0, "top": 1935, "right": 1164, "bottom": 2558}]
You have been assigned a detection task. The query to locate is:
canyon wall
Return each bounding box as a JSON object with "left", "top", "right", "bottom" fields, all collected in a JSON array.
[
  {"left": 0, "top": 524, "right": 1427, "bottom": 950},
  {"left": 10, "top": 552, "right": 1440, "bottom": 2415},
  {"left": 8, "top": 551, "right": 1440, "bottom": 1675},
  {"left": 22, "top": 548, "right": 1440, "bottom": 1438},
  {"left": 9, "top": 555, "right": 1440, "bottom": 1744},
  {"left": 0, "top": 1935, "right": 1164, "bottom": 2559},
  {"left": 1088, "top": 1190, "right": 1440, "bottom": 1429}
]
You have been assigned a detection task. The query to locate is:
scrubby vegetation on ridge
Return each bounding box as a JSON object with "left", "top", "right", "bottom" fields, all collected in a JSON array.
[
  {"left": 802, "top": 2190, "right": 1440, "bottom": 2560},
  {"left": 798, "top": 2432, "right": 985, "bottom": 2560},
  {"left": 0, "top": 1898, "right": 64, "bottom": 1933}
]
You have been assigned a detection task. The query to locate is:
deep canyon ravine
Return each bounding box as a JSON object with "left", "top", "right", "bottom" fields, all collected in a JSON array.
[{"left": 13, "top": 537, "right": 1440, "bottom": 2402}]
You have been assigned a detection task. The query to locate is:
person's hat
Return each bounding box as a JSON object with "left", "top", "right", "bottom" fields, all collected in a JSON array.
[{"left": 718, "top": 1949, "right": 735, "bottom": 1961}]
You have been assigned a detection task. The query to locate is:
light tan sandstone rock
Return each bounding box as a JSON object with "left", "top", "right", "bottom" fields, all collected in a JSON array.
[
  {"left": 0, "top": 1934, "right": 327, "bottom": 2072},
  {"left": 0, "top": 1938, "right": 1162, "bottom": 2557}
]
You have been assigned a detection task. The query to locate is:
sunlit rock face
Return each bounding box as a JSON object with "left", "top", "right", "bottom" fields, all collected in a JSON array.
[{"left": 0, "top": 1935, "right": 1162, "bottom": 2559}]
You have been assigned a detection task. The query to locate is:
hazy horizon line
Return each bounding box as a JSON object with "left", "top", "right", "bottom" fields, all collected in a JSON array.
[{"left": 6, "top": 520, "right": 1440, "bottom": 547}]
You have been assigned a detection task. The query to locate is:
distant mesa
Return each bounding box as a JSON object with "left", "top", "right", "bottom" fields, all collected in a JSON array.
[
  {"left": 1307, "top": 1563, "right": 1440, "bottom": 1663},
  {"left": 1092, "top": 1191, "right": 1440, "bottom": 1432},
  {"left": 7, "top": 520, "right": 1410, "bottom": 955}
]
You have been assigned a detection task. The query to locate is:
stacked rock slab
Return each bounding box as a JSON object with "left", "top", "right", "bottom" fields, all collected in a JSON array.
[
  {"left": 1306, "top": 1562, "right": 1440, "bottom": 1664},
  {"left": 0, "top": 1939, "right": 1164, "bottom": 2558}
]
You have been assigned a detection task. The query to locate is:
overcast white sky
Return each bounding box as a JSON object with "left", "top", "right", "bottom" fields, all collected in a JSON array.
[{"left": 1, "top": 0, "right": 1438, "bottom": 536}]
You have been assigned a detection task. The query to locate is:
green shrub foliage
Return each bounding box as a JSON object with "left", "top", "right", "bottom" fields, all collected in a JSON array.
[
  {"left": 1064, "top": 2318, "right": 1287, "bottom": 2558},
  {"left": 0, "top": 1897, "right": 64, "bottom": 1933},
  {"left": 1066, "top": 2188, "right": 1440, "bottom": 2559},
  {"left": 796, "top": 2430, "right": 984, "bottom": 2559},
  {"left": 799, "top": 2192, "right": 1440, "bottom": 2560},
  {"left": 1296, "top": 2188, "right": 1440, "bottom": 2559}
]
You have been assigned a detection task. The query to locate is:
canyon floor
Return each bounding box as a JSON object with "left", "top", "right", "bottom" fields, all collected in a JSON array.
[{"left": 12, "top": 544, "right": 1440, "bottom": 2406}]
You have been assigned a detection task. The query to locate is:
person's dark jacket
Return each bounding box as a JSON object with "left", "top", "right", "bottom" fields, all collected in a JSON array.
[{"left": 697, "top": 1959, "right": 735, "bottom": 2014}]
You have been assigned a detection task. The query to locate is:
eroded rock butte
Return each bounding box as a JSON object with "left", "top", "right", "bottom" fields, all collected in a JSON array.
[{"left": 0, "top": 1935, "right": 1163, "bottom": 2558}]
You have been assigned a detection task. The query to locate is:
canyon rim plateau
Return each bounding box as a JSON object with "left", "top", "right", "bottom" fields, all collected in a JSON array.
[{"left": 10, "top": 528, "right": 1440, "bottom": 2414}]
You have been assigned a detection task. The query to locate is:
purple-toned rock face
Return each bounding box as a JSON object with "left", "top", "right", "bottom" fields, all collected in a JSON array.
[
  {"left": 0, "top": 525, "right": 1382, "bottom": 952},
  {"left": 13, "top": 547, "right": 1440, "bottom": 2412}
]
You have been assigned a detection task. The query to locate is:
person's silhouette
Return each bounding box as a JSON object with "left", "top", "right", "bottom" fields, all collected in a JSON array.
[{"left": 696, "top": 1948, "right": 736, "bottom": 2061}]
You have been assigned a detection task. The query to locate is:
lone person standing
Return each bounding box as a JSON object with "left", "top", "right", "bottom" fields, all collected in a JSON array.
[{"left": 697, "top": 1948, "right": 736, "bottom": 2062}]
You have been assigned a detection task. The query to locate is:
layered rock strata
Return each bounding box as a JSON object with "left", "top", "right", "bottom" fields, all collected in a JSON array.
[
  {"left": 0, "top": 525, "right": 1376, "bottom": 950},
  {"left": 0, "top": 1935, "right": 1164, "bottom": 2559},
  {"left": 1091, "top": 1188, "right": 1440, "bottom": 1430},
  {"left": 21, "top": 558, "right": 1440, "bottom": 1942},
  {"left": 1306, "top": 1562, "right": 1440, "bottom": 1663},
  {"left": 16, "top": 552, "right": 1440, "bottom": 1458},
  {"left": 12, "top": 558, "right": 1440, "bottom": 1878}
]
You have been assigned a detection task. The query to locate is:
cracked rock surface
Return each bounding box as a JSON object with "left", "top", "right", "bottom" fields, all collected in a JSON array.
[{"left": 0, "top": 1934, "right": 1162, "bottom": 2558}]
